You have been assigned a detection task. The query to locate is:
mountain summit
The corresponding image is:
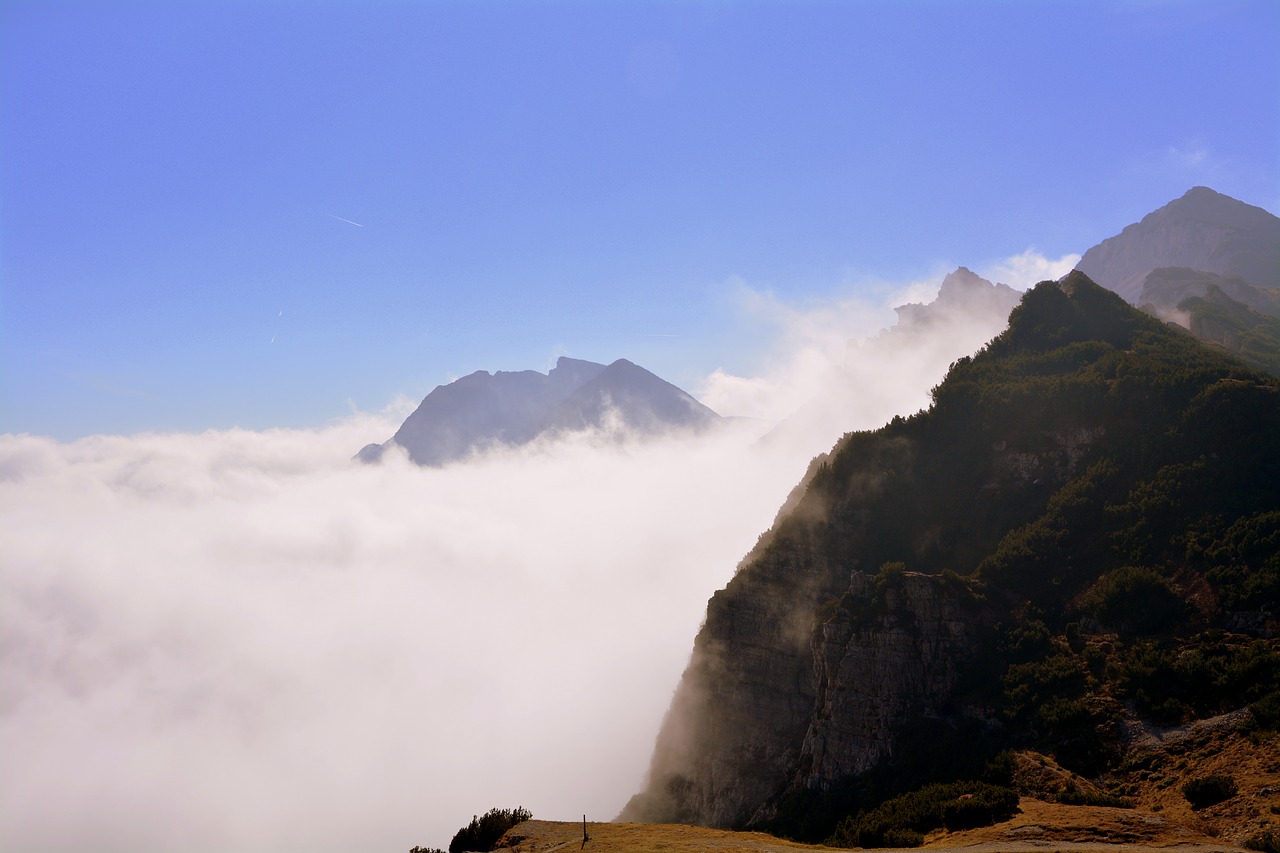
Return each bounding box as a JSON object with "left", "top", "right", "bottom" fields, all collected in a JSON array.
[
  {"left": 1074, "top": 187, "right": 1280, "bottom": 376},
  {"left": 358, "top": 356, "right": 719, "bottom": 466},
  {"left": 1075, "top": 186, "right": 1280, "bottom": 305}
]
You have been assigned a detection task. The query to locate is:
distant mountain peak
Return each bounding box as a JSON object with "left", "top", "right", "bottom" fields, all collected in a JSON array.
[
  {"left": 1075, "top": 186, "right": 1280, "bottom": 304},
  {"left": 357, "top": 356, "right": 719, "bottom": 466},
  {"left": 892, "top": 267, "right": 1021, "bottom": 332}
]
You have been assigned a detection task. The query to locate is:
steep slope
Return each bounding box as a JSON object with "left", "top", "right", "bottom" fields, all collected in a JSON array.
[
  {"left": 621, "top": 273, "right": 1280, "bottom": 844},
  {"left": 539, "top": 359, "right": 721, "bottom": 437},
  {"left": 1171, "top": 282, "right": 1280, "bottom": 377},
  {"left": 1137, "top": 267, "right": 1280, "bottom": 321},
  {"left": 358, "top": 356, "right": 719, "bottom": 465},
  {"left": 1075, "top": 186, "right": 1280, "bottom": 305}
]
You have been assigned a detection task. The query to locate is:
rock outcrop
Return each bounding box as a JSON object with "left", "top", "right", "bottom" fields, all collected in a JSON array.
[
  {"left": 621, "top": 272, "right": 1280, "bottom": 835},
  {"left": 793, "top": 570, "right": 990, "bottom": 796}
]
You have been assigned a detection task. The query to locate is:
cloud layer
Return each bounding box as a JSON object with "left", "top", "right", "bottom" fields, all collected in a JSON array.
[
  {"left": 1, "top": 418, "right": 814, "bottom": 852},
  {"left": 1, "top": 260, "right": 1033, "bottom": 852}
]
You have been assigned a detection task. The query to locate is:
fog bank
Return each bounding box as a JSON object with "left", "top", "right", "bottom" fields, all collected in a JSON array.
[{"left": 1, "top": 266, "right": 1032, "bottom": 851}]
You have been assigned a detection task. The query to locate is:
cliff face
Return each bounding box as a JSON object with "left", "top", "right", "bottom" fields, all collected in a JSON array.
[
  {"left": 794, "top": 571, "right": 989, "bottom": 799},
  {"left": 621, "top": 272, "right": 1280, "bottom": 834},
  {"left": 624, "top": 540, "right": 838, "bottom": 827}
]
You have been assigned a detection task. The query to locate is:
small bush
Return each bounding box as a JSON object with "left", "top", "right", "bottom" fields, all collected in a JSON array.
[
  {"left": 940, "top": 790, "right": 1017, "bottom": 830},
  {"left": 1245, "top": 830, "right": 1280, "bottom": 853},
  {"left": 1182, "top": 775, "right": 1237, "bottom": 810},
  {"left": 1056, "top": 790, "right": 1133, "bottom": 808},
  {"left": 1080, "top": 566, "right": 1187, "bottom": 635},
  {"left": 448, "top": 806, "right": 532, "bottom": 853},
  {"left": 826, "top": 782, "right": 1018, "bottom": 848},
  {"left": 883, "top": 828, "right": 925, "bottom": 847},
  {"left": 1250, "top": 690, "right": 1280, "bottom": 731}
]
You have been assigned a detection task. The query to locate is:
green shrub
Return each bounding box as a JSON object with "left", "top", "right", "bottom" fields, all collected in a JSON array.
[
  {"left": 883, "top": 828, "right": 925, "bottom": 847},
  {"left": 940, "top": 787, "right": 1020, "bottom": 830},
  {"left": 1245, "top": 830, "right": 1280, "bottom": 853},
  {"left": 1056, "top": 789, "right": 1132, "bottom": 808},
  {"left": 1250, "top": 690, "right": 1280, "bottom": 731},
  {"left": 1182, "top": 776, "right": 1237, "bottom": 809},
  {"left": 1079, "top": 566, "right": 1187, "bottom": 635},
  {"left": 448, "top": 806, "right": 532, "bottom": 853},
  {"left": 826, "top": 782, "right": 1018, "bottom": 848}
]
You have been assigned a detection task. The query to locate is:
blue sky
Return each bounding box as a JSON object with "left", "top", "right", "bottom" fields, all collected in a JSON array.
[{"left": 3, "top": 0, "right": 1278, "bottom": 440}]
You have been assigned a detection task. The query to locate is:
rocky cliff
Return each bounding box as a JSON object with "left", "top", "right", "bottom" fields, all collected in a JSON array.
[{"left": 621, "top": 272, "right": 1280, "bottom": 839}]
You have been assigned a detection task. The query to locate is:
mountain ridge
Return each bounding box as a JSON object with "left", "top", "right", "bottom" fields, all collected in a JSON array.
[
  {"left": 358, "top": 356, "right": 719, "bottom": 466},
  {"left": 1075, "top": 186, "right": 1280, "bottom": 305},
  {"left": 620, "top": 271, "right": 1280, "bottom": 846}
]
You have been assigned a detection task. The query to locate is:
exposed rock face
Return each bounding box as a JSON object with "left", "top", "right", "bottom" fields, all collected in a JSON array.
[
  {"left": 621, "top": 272, "right": 1280, "bottom": 833},
  {"left": 620, "top": 551, "right": 994, "bottom": 828},
  {"left": 621, "top": 540, "right": 843, "bottom": 828},
  {"left": 1075, "top": 186, "right": 1280, "bottom": 305},
  {"left": 792, "top": 571, "right": 989, "bottom": 799},
  {"left": 358, "top": 356, "right": 719, "bottom": 465}
]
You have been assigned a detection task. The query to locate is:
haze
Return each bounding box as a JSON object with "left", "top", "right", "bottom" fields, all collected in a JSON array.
[{"left": 1, "top": 271, "right": 1050, "bottom": 852}]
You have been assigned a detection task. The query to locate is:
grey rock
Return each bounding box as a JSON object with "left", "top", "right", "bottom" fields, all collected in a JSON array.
[{"left": 1076, "top": 186, "right": 1280, "bottom": 304}]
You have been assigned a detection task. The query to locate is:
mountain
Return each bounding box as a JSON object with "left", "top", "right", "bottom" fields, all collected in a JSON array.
[
  {"left": 891, "top": 266, "right": 1022, "bottom": 331},
  {"left": 1074, "top": 186, "right": 1280, "bottom": 378},
  {"left": 759, "top": 267, "right": 1023, "bottom": 456},
  {"left": 357, "top": 356, "right": 719, "bottom": 466},
  {"left": 539, "top": 358, "right": 720, "bottom": 436},
  {"left": 1075, "top": 186, "right": 1280, "bottom": 305},
  {"left": 620, "top": 272, "right": 1280, "bottom": 847}
]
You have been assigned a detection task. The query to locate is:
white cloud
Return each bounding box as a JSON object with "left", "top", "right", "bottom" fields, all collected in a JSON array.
[
  {"left": 0, "top": 415, "right": 808, "bottom": 853},
  {"left": 696, "top": 279, "right": 894, "bottom": 426},
  {"left": 696, "top": 269, "right": 1019, "bottom": 459},
  {"left": 980, "top": 248, "right": 1082, "bottom": 290},
  {"left": 0, "top": 263, "right": 1034, "bottom": 852}
]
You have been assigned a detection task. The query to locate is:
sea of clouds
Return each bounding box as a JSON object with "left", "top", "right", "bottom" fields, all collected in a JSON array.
[{"left": 0, "top": 254, "right": 1075, "bottom": 852}]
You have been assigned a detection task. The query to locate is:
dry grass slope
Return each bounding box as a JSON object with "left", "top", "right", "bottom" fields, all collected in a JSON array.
[{"left": 495, "top": 807, "right": 1246, "bottom": 853}]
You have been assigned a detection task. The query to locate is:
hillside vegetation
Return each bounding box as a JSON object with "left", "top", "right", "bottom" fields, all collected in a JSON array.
[{"left": 624, "top": 273, "right": 1280, "bottom": 850}]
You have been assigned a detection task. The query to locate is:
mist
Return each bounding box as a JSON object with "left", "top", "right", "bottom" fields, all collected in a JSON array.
[{"left": 0, "top": 266, "right": 1036, "bottom": 852}]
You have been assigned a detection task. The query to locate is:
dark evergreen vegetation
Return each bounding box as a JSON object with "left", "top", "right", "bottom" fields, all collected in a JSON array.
[
  {"left": 826, "top": 781, "right": 1019, "bottom": 848},
  {"left": 1182, "top": 775, "right": 1238, "bottom": 809},
  {"left": 445, "top": 807, "right": 532, "bottom": 853},
  {"left": 751, "top": 273, "right": 1280, "bottom": 846}
]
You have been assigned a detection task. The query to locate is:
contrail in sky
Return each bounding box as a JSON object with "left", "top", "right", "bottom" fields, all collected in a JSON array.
[{"left": 325, "top": 213, "right": 364, "bottom": 228}]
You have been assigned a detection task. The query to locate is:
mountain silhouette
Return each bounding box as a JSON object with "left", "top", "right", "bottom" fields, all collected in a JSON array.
[
  {"left": 1075, "top": 186, "right": 1280, "bottom": 305},
  {"left": 358, "top": 356, "right": 719, "bottom": 466}
]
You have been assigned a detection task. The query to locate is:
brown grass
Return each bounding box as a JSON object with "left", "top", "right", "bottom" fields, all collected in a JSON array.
[
  {"left": 496, "top": 723, "right": 1277, "bottom": 853},
  {"left": 496, "top": 805, "right": 1244, "bottom": 853}
]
